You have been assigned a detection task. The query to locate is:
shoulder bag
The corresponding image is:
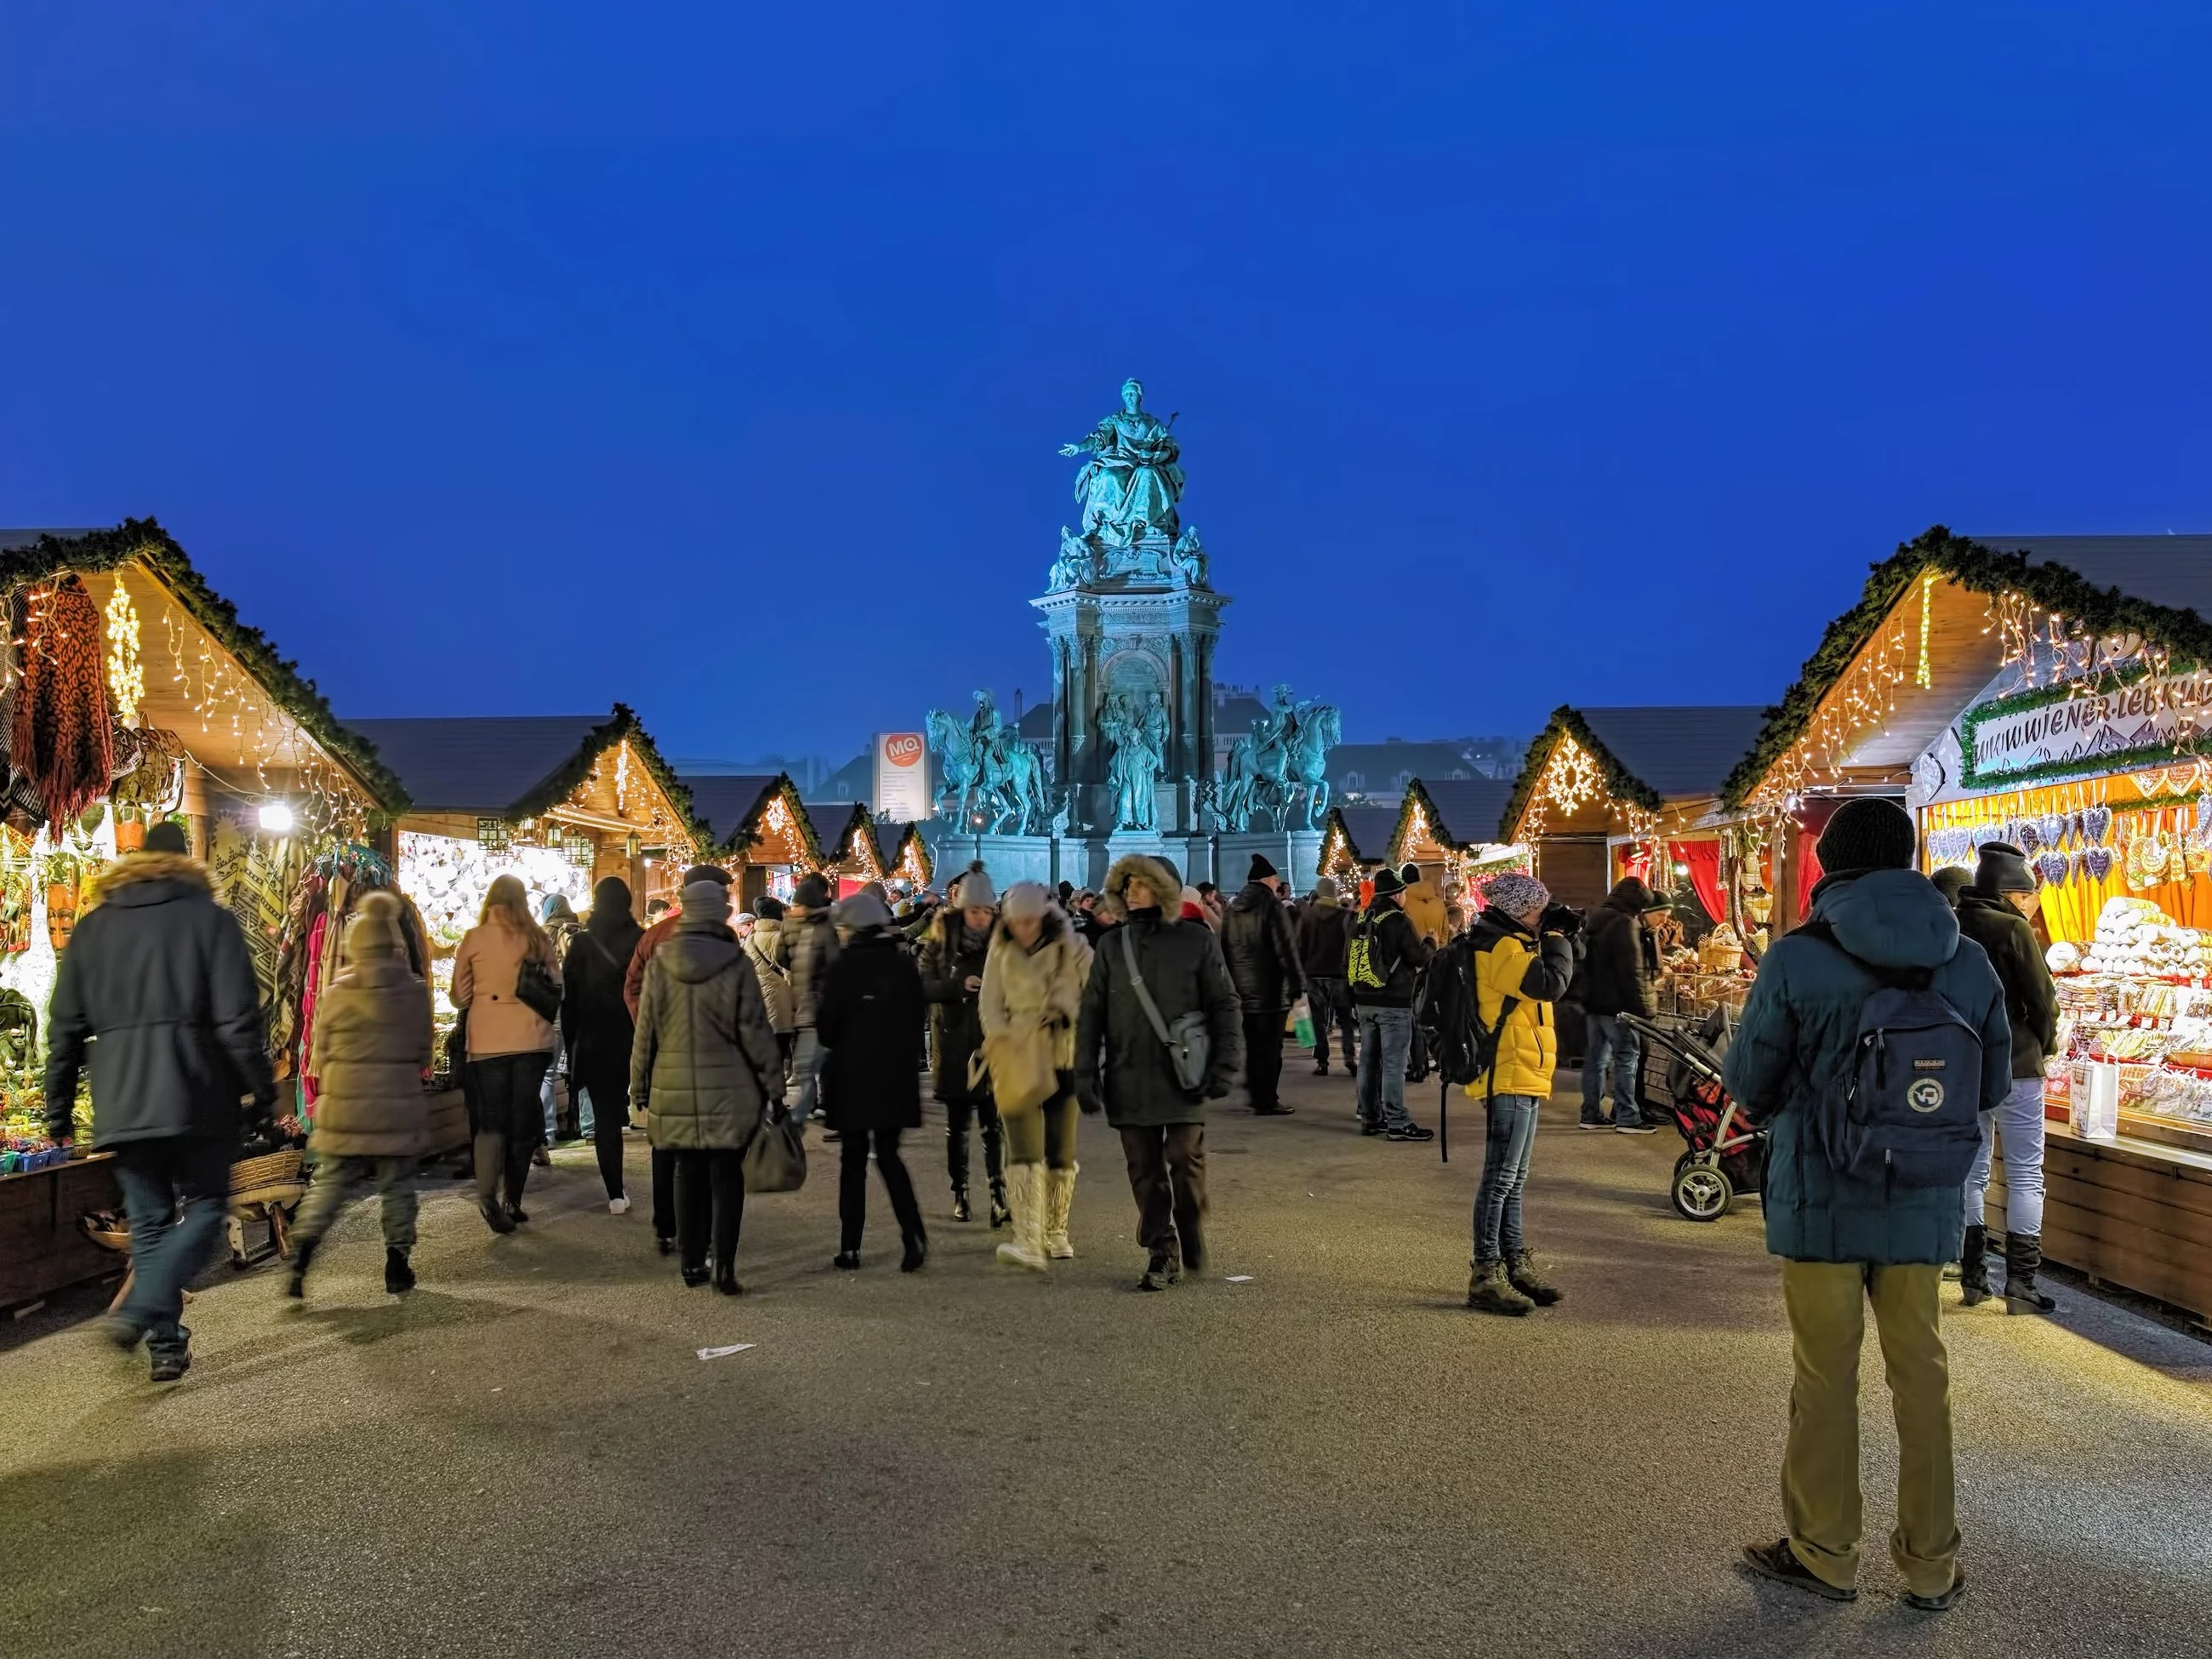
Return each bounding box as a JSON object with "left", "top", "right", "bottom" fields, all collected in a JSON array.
[
  {"left": 1119, "top": 925, "right": 1211, "bottom": 1097},
  {"left": 516, "top": 951, "right": 562, "bottom": 1023}
]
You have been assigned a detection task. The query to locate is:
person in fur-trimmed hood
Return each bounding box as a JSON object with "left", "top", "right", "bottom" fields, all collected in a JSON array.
[
  {"left": 1074, "top": 853, "right": 1243, "bottom": 1291},
  {"left": 45, "top": 821, "right": 277, "bottom": 1382},
  {"left": 980, "top": 882, "right": 1094, "bottom": 1269},
  {"left": 288, "top": 891, "right": 436, "bottom": 1299}
]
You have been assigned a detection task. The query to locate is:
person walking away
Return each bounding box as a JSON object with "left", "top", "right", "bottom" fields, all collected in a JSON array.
[
  {"left": 1462, "top": 874, "right": 1582, "bottom": 1314},
  {"left": 626, "top": 864, "right": 738, "bottom": 1255},
  {"left": 562, "top": 876, "right": 645, "bottom": 1215},
  {"left": 452, "top": 875, "right": 562, "bottom": 1234},
  {"left": 743, "top": 897, "right": 796, "bottom": 1075},
  {"left": 1296, "top": 877, "right": 1358, "bottom": 1077},
  {"left": 1348, "top": 868, "right": 1435, "bottom": 1142},
  {"left": 981, "top": 881, "right": 1095, "bottom": 1268},
  {"left": 1725, "top": 798, "right": 2004, "bottom": 1613},
  {"left": 818, "top": 891, "right": 930, "bottom": 1271},
  {"left": 1074, "top": 855, "right": 1243, "bottom": 1290},
  {"left": 1400, "top": 864, "right": 1449, "bottom": 1082},
  {"left": 44, "top": 821, "right": 276, "bottom": 1382},
  {"left": 1953, "top": 841, "right": 2060, "bottom": 1313},
  {"left": 921, "top": 865, "right": 1009, "bottom": 1226},
  {"left": 1220, "top": 855, "right": 1305, "bottom": 1116},
  {"left": 1578, "top": 876, "right": 1668, "bottom": 1133},
  {"left": 288, "top": 892, "right": 435, "bottom": 1297},
  {"left": 631, "top": 876, "right": 783, "bottom": 1292},
  {"left": 539, "top": 893, "right": 584, "bottom": 1145},
  {"left": 779, "top": 872, "right": 842, "bottom": 1124}
]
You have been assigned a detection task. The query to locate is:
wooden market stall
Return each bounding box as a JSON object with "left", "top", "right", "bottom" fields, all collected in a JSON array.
[
  {"left": 804, "top": 801, "right": 889, "bottom": 897},
  {"left": 1316, "top": 803, "right": 1403, "bottom": 898},
  {"left": 882, "top": 821, "right": 935, "bottom": 894},
  {"left": 680, "top": 772, "right": 822, "bottom": 912},
  {"left": 1384, "top": 778, "right": 1528, "bottom": 922},
  {"left": 344, "top": 706, "right": 704, "bottom": 1118},
  {"left": 1719, "top": 525, "right": 2212, "bottom": 1324},
  {"left": 0, "top": 520, "right": 408, "bottom": 1307}
]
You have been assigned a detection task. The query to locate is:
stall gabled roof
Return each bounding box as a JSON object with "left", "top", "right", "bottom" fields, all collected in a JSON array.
[
  {"left": 1, "top": 518, "right": 409, "bottom": 811},
  {"left": 681, "top": 771, "right": 822, "bottom": 864},
  {"left": 1325, "top": 804, "right": 1402, "bottom": 864},
  {"left": 1719, "top": 526, "right": 2212, "bottom": 809},
  {"left": 1388, "top": 775, "right": 1520, "bottom": 863},
  {"left": 805, "top": 801, "right": 883, "bottom": 875},
  {"left": 343, "top": 705, "right": 695, "bottom": 835},
  {"left": 884, "top": 821, "right": 934, "bottom": 886},
  {"left": 1504, "top": 705, "right": 1765, "bottom": 841}
]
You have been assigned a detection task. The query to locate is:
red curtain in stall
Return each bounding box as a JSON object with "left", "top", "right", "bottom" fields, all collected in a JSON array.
[
  {"left": 1670, "top": 841, "right": 1726, "bottom": 927},
  {"left": 1796, "top": 838, "right": 1825, "bottom": 921}
]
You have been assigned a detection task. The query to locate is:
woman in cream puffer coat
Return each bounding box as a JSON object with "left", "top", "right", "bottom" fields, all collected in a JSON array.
[{"left": 979, "top": 883, "right": 1093, "bottom": 1268}]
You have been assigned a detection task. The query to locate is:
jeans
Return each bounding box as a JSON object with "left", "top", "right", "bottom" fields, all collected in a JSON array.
[
  {"left": 1118, "top": 1123, "right": 1206, "bottom": 1263},
  {"left": 1581, "top": 1012, "right": 1642, "bottom": 1127},
  {"left": 1354, "top": 1006, "right": 1414, "bottom": 1131},
  {"left": 112, "top": 1136, "right": 234, "bottom": 1361},
  {"left": 1308, "top": 977, "right": 1357, "bottom": 1071},
  {"left": 838, "top": 1125, "right": 925, "bottom": 1253},
  {"left": 1472, "top": 1092, "right": 1541, "bottom": 1262},
  {"left": 671, "top": 1147, "right": 744, "bottom": 1277},
  {"left": 574, "top": 1065, "right": 630, "bottom": 1200},
  {"left": 1964, "top": 1075, "right": 2048, "bottom": 1237},
  {"left": 1781, "top": 1261, "right": 1958, "bottom": 1599},
  {"left": 792, "top": 1027, "right": 826, "bottom": 1120},
  {"left": 294, "top": 1154, "right": 417, "bottom": 1252},
  {"left": 1241, "top": 1006, "right": 1286, "bottom": 1110}
]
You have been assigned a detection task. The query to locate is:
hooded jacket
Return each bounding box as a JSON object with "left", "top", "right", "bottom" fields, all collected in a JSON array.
[
  {"left": 1219, "top": 881, "right": 1304, "bottom": 1012},
  {"left": 1953, "top": 889, "right": 2059, "bottom": 1079},
  {"left": 1295, "top": 893, "right": 1353, "bottom": 979},
  {"left": 1580, "top": 878, "right": 1661, "bottom": 1019},
  {"left": 631, "top": 920, "right": 783, "bottom": 1150},
  {"left": 562, "top": 904, "right": 644, "bottom": 1080},
  {"left": 1724, "top": 869, "right": 2011, "bottom": 1265},
  {"left": 1400, "top": 873, "right": 1450, "bottom": 949},
  {"left": 981, "top": 907, "right": 1094, "bottom": 1074},
  {"left": 817, "top": 928, "right": 928, "bottom": 1132},
  {"left": 308, "top": 950, "right": 435, "bottom": 1160},
  {"left": 1075, "top": 856, "right": 1245, "bottom": 1128},
  {"left": 1467, "top": 906, "right": 1579, "bottom": 1100},
  {"left": 44, "top": 852, "right": 276, "bottom": 1145}
]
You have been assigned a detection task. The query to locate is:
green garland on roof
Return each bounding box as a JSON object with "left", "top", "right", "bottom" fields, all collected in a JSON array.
[
  {"left": 1499, "top": 705, "right": 1668, "bottom": 841},
  {"left": 505, "top": 704, "right": 708, "bottom": 852},
  {"left": 1717, "top": 525, "right": 2212, "bottom": 809},
  {"left": 713, "top": 772, "right": 823, "bottom": 864},
  {"left": 0, "top": 518, "right": 411, "bottom": 812}
]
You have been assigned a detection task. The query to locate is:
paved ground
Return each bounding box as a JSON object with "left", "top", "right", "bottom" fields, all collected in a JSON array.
[{"left": 5, "top": 1061, "right": 2209, "bottom": 1659}]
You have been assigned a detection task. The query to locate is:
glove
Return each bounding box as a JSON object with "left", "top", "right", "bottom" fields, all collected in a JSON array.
[
  {"left": 1204, "top": 1080, "right": 1231, "bottom": 1100},
  {"left": 1540, "top": 902, "right": 1584, "bottom": 939},
  {"left": 1076, "top": 1084, "right": 1103, "bottom": 1116}
]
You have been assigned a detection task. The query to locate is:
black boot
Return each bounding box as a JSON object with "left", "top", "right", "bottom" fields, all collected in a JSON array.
[
  {"left": 384, "top": 1247, "right": 415, "bottom": 1294},
  {"left": 947, "top": 1121, "right": 972, "bottom": 1220},
  {"left": 983, "top": 1114, "right": 1010, "bottom": 1229},
  {"left": 2004, "top": 1231, "right": 2057, "bottom": 1314},
  {"left": 284, "top": 1236, "right": 320, "bottom": 1298},
  {"left": 1958, "top": 1224, "right": 1990, "bottom": 1307}
]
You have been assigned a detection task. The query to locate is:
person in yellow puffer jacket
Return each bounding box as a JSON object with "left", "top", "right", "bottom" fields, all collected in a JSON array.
[{"left": 1463, "top": 871, "right": 1582, "bottom": 1317}]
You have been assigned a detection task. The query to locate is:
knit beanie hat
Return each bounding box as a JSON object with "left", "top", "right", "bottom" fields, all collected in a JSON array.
[
  {"left": 1001, "top": 880, "right": 1052, "bottom": 922},
  {"left": 1400, "top": 863, "right": 1421, "bottom": 885},
  {"left": 793, "top": 872, "right": 831, "bottom": 909},
  {"left": 1975, "top": 841, "right": 2037, "bottom": 895},
  {"left": 344, "top": 890, "right": 405, "bottom": 960},
  {"left": 1931, "top": 865, "right": 1973, "bottom": 907},
  {"left": 1816, "top": 797, "right": 1916, "bottom": 875},
  {"left": 1248, "top": 852, "right": 1279, "bottom": 882},
  {"left": 145, "top": 820, "right": 191, "bottom": 855},
  {"left": 681, "top": 864, "right": 733, "bottom": 889},
  {"left": 1483, "top": 871, "right": 1551, "bottom": 917},
  {"left": 1313, "top": 876, "right": 1340, "bottom": 902},
  {"left": 1370, "top": 865, "right": 1405, "bottom": 897},
  {"left": 682, "top": 880, "right": 732, "bottom": 924},
  {"left": 956, "top": 862, "right": 998, "bottom": 909},
  {"left": 832, "top": 891, "right": 893, "bottom": 932}
]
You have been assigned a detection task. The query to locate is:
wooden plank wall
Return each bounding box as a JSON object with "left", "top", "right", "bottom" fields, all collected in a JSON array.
[
  {"left": 1987, "top": 1126, "right": 2212, "bottom": 1324},
  {"left": 0, "top": 1157, "right": 127, "bottom": 1306}
]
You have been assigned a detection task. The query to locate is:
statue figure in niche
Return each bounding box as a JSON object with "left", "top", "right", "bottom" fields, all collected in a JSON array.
[
  {"left": 1059, "top": 378, "right": 1186, "bottom": 551},
  {"left": 1098, "top": 692, "right": 1163, "bottom": 832}
]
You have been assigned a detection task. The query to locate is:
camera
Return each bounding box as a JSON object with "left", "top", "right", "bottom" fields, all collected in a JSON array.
[{"left": 1540, "top": 902, "right": 1585, "bottom": 939}]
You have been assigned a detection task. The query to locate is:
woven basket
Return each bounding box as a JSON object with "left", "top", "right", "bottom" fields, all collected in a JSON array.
[{"left": 228, "top": 1150, "right": 303, "bottom": 1195}]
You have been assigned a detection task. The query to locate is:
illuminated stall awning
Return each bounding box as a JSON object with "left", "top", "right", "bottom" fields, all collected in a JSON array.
[
  {"left": 882, "top": 821, "right": 934, "bottom": 890},
  {"left": 805, "top": 801, "right": 886, "bottom": 886}
]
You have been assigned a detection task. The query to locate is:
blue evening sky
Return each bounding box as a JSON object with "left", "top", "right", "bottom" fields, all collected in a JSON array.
[{"left": 3, "top": 4, "right": 2207, "bottom": 764}]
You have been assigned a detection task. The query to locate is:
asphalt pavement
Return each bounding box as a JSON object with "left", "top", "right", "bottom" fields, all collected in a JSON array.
[{"left": 4, "top": 1060, "right": 2209, "bottom": 1659}]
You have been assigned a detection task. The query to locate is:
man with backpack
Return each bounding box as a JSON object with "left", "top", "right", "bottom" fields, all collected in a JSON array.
[
  {"left": 1458, "top": 872, "right": 1581, "bottom": 1314},
  {"left": 1348, "top": 868, "right": 1434, "bottom": 1142},
  {"left": 1724, "top": 798, "right": 2006, "bottom": 1615}
]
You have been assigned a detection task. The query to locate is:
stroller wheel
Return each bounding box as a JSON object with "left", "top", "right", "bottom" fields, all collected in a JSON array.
[{"left": 1672, "top": 1153, "right": 1733, "bottom": 1223}]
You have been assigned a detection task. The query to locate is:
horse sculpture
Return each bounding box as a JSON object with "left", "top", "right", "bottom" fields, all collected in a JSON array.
[
  {"left": 1282, "top": 704, "right": 1341, "bottom": 830},
  {"left": 926, "top": 708, "right": 1052, "bottom": 835},
  {"left": 1218, "top": 703, "right": 1341, "bottom": 831}
]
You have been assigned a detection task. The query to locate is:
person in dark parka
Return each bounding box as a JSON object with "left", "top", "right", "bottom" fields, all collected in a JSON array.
[
  {"left": 1576, "top": 876, "right": 1668, "bottom": 1132},
  {"left": 1219, "top": 853, "right": 1305, "bottom": 1116},
  {"left": 1074, "top": 854, "right": 1244, "bottom": 1291},
  {"left": 1294, "top": 876, "right": 1358, "bottom": 1076},
  {"left": 46, "top": 822, "right": 276, "bottom": 1382},
  {"left": 818, "top": 891, "right": 930, "bottom": 1271},
  {"left": 563, "top": 875, "right": 646, "bottom": 1212}
]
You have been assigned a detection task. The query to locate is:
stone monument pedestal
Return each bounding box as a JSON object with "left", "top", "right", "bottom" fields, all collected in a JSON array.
[{"left": 1217, "top": 830, "right": 1324, "bottom": 895}]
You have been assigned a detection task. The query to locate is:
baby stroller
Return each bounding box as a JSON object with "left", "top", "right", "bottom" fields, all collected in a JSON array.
[{"left": 1620, "top": 1009, "right": 1765, "bottom": 1222}]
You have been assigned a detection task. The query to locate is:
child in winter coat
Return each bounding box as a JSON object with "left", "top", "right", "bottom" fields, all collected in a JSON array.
[{"left": 288, "top": 892, "right": 436, "bottom": 1297}]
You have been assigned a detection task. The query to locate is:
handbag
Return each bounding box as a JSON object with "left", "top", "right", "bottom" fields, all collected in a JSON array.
[
  {"left": 980, "top": 1021, "right": 1058, "bottom": 1116},
  {"left": 515, "top": 953, "right": 562, "bottom": 1023},
  {"left": 1119, "top": 925, "right": 1211, "bottom": 1097},
  {"left": 742, "top": 1110, "right": 808, "bottom": 1193}
]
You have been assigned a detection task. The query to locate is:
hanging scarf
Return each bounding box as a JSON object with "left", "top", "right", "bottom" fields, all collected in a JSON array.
[{"left": 9, "top": 576, "right": 116, "bottom": 832}]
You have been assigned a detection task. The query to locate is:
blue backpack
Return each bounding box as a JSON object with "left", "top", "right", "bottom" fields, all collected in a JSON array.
[{"left": 1797, "top": 920, "right": 1986, "bottom": 1189}]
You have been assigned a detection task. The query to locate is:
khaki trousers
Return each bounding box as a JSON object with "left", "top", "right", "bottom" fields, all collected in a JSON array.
[{"left": 1781, "top": 1260, "right": 1959, "bottom": 1598}]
